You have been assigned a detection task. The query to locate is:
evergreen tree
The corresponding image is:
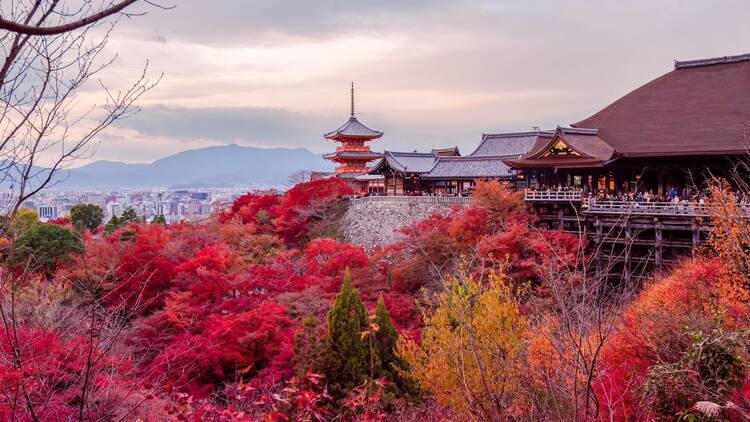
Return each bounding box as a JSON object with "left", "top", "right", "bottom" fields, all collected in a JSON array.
[
  {"left": 151, "top": 214, "right": 167, "bottom": 225},
  {"left": 13, "top": 224, "right": 83, "bottom": 274},
  {"left": 120, "top": 208, "right": 138, "bottom": 225},
  {"left": 327, "top": 270, "right": 369, "bottom": 390},
  {"left": 70, "top": 203, "right": 104, "bottom": 232},
  {"left": 104, "top": 215, "right": 121, "bottom": 235},
  {"left": 373, "top": 295, "right": 400, "bottom": 380}
]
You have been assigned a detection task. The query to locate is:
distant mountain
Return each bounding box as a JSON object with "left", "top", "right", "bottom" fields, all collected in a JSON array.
[{"left": 59, "top": 144, "right": 333, "bottom": 188}]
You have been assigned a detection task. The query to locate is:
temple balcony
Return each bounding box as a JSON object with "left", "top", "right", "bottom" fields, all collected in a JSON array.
[
  {"left": 524, "top": 189, "right": 583, "bottom": 202},
  {"left": 585, "top": 200, "right": 715, "bottom": 216}
]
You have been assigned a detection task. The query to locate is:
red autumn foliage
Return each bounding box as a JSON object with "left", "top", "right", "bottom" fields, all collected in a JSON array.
[
  {"left": 147, "top": 301, "right": 294, "bottom": 396},
  {"left": 0, "top": 326, "right": 139, "bottom": 420},
  {"left": 108, "top": 224, "right": 178, "bottom": 313},
  {"left": 595, "top": 258, "right": 749, "bottom": 420},
  {"left": 2, "top": 178, "right": 638, "bottom": 420},
  {"left": 47, "top": 216, "right": 71, "bottom": 226},
  {"left": 218, "top": 190, "right": 281, "bottom": 231},
  {"left": 303, "top": 238, "right": 369, "bottom": 292},
  {"left": 272, "top": 178, "right": 353, "bottom": 245}
]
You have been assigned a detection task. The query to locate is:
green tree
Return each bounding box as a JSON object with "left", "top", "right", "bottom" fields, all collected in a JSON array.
[
  {"left": 327, "top": 270, "right": 369, "bottom": 390},
  {"left": 151, "top": 214, "right": 167, "bottom": 225},
  {"left": 120, "top": 208, "right": 139, "bottom": 225},
  {"left": 6, "top": 208, "right": 39, "bottom": 236},
  {"left": 13, "top": 224, "right": 83, "bottom": 274},
  {"left": 373, "top": 296, "right": 401, "bottom": 381},
  {"left": 70, "top": 203, "right": 104, "bottom": 232},
  {"left": 104, "top": 215, "right": 121, "bottom": 235}
]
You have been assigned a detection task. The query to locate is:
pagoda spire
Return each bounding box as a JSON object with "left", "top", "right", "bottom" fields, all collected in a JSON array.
[{"left": 350, "top": 81, "right": 355, "bottom": 117}]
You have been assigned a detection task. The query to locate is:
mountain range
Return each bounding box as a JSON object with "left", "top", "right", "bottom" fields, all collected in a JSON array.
[{"left": 58, "top": 144, "right": 333, "bottom": 189}]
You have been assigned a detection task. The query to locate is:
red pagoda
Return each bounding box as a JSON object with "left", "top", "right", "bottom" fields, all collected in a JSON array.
[{"left": 323, "top": 83, "right": 383, "bottom": 173}]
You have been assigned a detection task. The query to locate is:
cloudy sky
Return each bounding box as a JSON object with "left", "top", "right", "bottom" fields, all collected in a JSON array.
[{"left": 82, "top": 0, "right": 750, "bottom": 164}]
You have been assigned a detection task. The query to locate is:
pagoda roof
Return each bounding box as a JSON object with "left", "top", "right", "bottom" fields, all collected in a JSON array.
[
  {"left": 323, "top": 150, "right": 383, "bottom": 161},
  {"left": 422, "top": 156, "right": 516, "bottom": 180},
  {"left": 369, "top": 150, "right": 438, "bottom": 174},
  {"left": 324, "top": 116, "right": 383, "bottom": 139},
  {"left": 572, "top": 53, "right": 750, "bottom": 157},
  {"left": 470, "top": 131, "right": 550, "bottom": 157}
]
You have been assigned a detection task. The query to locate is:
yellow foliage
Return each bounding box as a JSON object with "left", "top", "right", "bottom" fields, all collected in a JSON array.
[
  {"left": 398, "top": 271, "right": 527, "bottom": 421},
  {"left": 704, "top": 179, "right": 750, "bottom": 303},
  {"left": 9, "top": 208, "right": 39, "bottom": 236}
]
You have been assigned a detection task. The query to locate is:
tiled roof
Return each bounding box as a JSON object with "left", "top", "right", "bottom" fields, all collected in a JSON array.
[
  {"left": 573, "top": 54, "right": 750, "bottom": 157},
  {"left": 324, "top": 117, "right": 383, "bottom": 139},
  {"left": 431, "top": 146, "right": 461, "bottom": 157},
  {"left": 323, "top": 150, "right": 383, "bottom": 160},
  {"left": 503, "top": 127, "right": 615, "bottom": 169},
  {"left": 422, "top": 156, "right": 515, "bottom": 180},
  {"left": 370, "top": 148, "right": 461, "bottom": 174},
  {"left": 470, "top": 131, "right": 549, "bottom": 157},
  {"left": 384, "top": 151, "right": 437, "bottom": 173}
]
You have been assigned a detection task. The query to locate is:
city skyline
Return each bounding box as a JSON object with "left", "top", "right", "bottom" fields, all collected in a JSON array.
[{"left": 69, "top": 0, "right": 749, "bottom": 165}]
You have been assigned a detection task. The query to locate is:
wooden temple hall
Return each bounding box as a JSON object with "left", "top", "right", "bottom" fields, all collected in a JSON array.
[{"left": 319, "top": 54, "right": 750, "bottom": 276}]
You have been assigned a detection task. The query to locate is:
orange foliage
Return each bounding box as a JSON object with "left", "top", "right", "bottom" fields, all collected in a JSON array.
[{"left": 595, "top": 258, "right": 746, "bottom": 420}]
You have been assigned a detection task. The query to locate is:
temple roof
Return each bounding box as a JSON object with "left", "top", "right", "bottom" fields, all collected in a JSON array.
[
  {"left": 323, "top": 150, "right": 383, "bottom": 161},
  {"left": 324, "top": 116, "right": 383, "bottom": 139},
  {"left": 369, "top": 151, "right": 438, "bottom": 174},
  {"left": 431, "top": 146, "right": 461, "bottom": 157},
  {"left": 470, "top": 131, "right": 550, "bottom": 157},
  {"left": 503, "top": 127, "right": 615, "bottom": 169},
  {"left": 422, "top": 156, "right": 516, "bottom": 180},
  {"left": 572, "top": 53, "right": 750, "bottom": 157}
]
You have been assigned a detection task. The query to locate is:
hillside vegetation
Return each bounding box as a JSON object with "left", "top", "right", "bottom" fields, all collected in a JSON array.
[{"left": 0, "top": 178, "right": 748, "bottom": 421}]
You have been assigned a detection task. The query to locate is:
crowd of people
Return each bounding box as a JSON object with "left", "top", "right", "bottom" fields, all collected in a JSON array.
[{"left": 528, "top": 184, "right": 709, "bottom": 204}]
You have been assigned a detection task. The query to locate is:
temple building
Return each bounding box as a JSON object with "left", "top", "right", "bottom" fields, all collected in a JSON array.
[
  {"left": 502, "top": 53, "right": 750, "bottom": 278},
  {"left": 323, "top": 83, "right": 383, "bottom": 172},
  {"left": 318, "top": 83, "right": 384, "bottom": 193},
  {"left": 368, "top": 148, "right": 460, "bottom": 195}
]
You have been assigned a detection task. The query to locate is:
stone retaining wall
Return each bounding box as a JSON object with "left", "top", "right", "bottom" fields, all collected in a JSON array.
[{"left": 340, "top": 198, "right": 468, "bottom": 249}]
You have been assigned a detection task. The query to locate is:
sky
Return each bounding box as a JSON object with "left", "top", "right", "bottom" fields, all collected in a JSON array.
[{"left": 79, "top": 0, "right": 750, "bottom": 164}]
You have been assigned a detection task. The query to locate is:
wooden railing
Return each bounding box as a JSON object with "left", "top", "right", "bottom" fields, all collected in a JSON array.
[
  {"left": 586, "top": 200, "right": 750, "bottom": 216},
  {"left": 348, "top": 196, "right": 476, "bottom": 205},
  {"left": 586, "top": 200, "right": 704, "bottom": 216},
  {"left": 524, "top": 190, "right": 583, "bottom": 202}
]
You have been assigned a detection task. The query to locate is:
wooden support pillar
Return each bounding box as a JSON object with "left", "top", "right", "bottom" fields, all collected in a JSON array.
[
  {"left": 657, "top": 170, "right": 665, "bottom": 195},
  {"left": 655, "top": 217, "right": 663, "bottom": 274},
  {"left": 557, "top": 206, "right": 564, "bottom": 230},
  {"left": 605, "top": 174, "right": 611, "bottom": 194},
  {"left": 691, "top": 222, "right": 700, "bottom": 256},
  {"left": 594, "top": 216, "right": 603, "bottom": 278},
  {"left": 624, "top": 220, "right": 632, "bottom": 282}
]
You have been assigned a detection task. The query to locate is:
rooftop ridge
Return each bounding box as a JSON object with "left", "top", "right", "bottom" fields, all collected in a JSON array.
[
  {"left": 436, "top": 154, "right": 522, "bottom": 161},
  {"left": 674, "top": 53, "right": 750, "bottom": 70},
  {"left": 385, "top": 150, "right": 435, "bottom": 157},
  {"left": 483, "top": 130, "right": 554, "bottom": 138},
  {"left": 558, "top": 126, "right": 598, "bottom": 135}
]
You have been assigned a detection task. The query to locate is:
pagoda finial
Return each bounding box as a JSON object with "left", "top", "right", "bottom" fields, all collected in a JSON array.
[{"left": 350, "top": 81, "right": 355, "bottom": 117}]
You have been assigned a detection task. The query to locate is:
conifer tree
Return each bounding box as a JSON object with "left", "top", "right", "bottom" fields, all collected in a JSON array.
[
  {"left": 327, "top": 269, "right": 369, "bottom": 390},
  {"left": 104, "top": 215, "right": 121, "bottom": 235},
  {"left": 373, "top": 295, "right": 400, "bottom": 381},
  {"left": 151, "top": 214, "right": 167, "bottom": 225},
  {"left": 120, "top": 208, "right": 139, "bottom": 225}
]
